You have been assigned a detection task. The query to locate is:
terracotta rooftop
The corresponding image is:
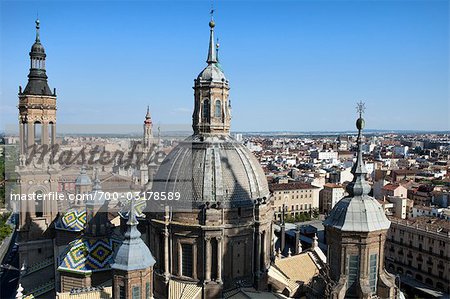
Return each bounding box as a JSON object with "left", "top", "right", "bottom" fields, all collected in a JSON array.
[
  {"left": 388, "top": 216, "right": 450, "bottom": 235},
  {"left": 323, "top": 183, "right": 344, "bottom": 189},
  {"left": 269, "top": 182, "right": 320, "bottom": 191},
  {"left": 382, "top": 183, "right": 402, "bottom": 191}
]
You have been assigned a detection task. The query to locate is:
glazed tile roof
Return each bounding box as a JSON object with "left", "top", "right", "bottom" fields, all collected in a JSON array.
[
  {"left": 55, "top": 209, "right": 86, "bottom": 232},
  {"left": 58, "top": 237, "right": 121, "bottom": 273}
]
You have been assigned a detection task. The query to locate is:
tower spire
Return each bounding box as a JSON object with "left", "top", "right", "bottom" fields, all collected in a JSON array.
[
  {"left": 92, "top": 168, "right": 101, "bottom": 191},
  {"left": 216, "top": 38, "right": 220, "bottom": 62},
  {"left": 145, "top": 105, "right": 151, "bottom": 120},
  {"left": 127, "top": 196, "right": 139, "bottom": 226},
  {"left": 35, "top": 18, "right": 40, "bottom": 43},
  {"left": 346, "top": 101, "right": 370, "bottom": 196},
  {"left": 206, "top": 9, "right": 217, "bottom": 64}
]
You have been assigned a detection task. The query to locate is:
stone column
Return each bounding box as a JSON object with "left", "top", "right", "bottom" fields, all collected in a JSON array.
[
  {"left": 280, "top": 224, "right": 286, "bottom": 253},
  {"left": 205, "top": 236, "right": 211, "bottom": 282},
  {"left": 164, "top": 228, "right": 170, "bottom": 280},
  {"left": 19, "top": 122, "right": 25, "bottom": 154},
  {"left": 51, "top": 123, "right": 56, "bottom": 145},
  {"left": 255, "top": 231, "right": 261, "bottom": 275},
  {"left": 261, "top": 231, "right": 265, "bottom": 271},
  {"left": 294, "top": 229, "right": 301, "bottom": 255},
  {"left": 27, "top": 122, "right": 34, "bottom": 149},
  {"left": 177, "top": 241, "right": 182, "bottom": 277},
  {"left": 216, "top": 236, "right": 222, "bottom": 283},
  {"left": 42, "top": 123, "right": 49, "bottom": 146},
  {"left": 192, "top": 243, "right": 197, "bottom": 280}
]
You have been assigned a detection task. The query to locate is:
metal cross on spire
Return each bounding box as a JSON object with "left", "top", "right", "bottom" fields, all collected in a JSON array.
[{"left": 356, "top": 101, "right": 366, "bottom": 118}]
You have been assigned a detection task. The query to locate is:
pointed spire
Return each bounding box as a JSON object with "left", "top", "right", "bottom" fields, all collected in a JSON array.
[
  {"left": 206, "top": 10, "right": 217, "bottom": 64},
  {"left": 287, "top": 248, "right": 292, "bottom": 257},
  {"left": 16, "top": 283, "right": 24, "bottom": 299},
  {"left": 92, "top": 168, "right": 101, "bottom": 191},
  {"left": 111, "top": 194, "right": 156, "bottom": 272},
  {"left": 298, "top": 239, "right": 302, "bottom": 253},
  {"left": 312, "top": 233, "right": 319, "bottom": 249},
  {"left": 346, "top": 101, "right": 371, "bottom": 197},
  {"left": 216, "top": 38, "right": 220, "bottom": 62},
  {"left": 35, "top": 18, "right": 40, "bottom": 43},
  {"left": 127, "top": 196, "right": 139, "bottom": 226}
]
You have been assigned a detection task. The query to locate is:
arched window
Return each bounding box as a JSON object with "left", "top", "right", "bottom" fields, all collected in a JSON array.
[
  {"left": 214, "top": 99, "right": 221, "bottom": 118},
  {"left": 34, "top": 121, "right": 42, "bottom": 145},
  {"left": 35, "top": 190, "right": 43, "bottom": 217},
  {"left": 202, "top": 99, "right": 210, "bottom": 120}
]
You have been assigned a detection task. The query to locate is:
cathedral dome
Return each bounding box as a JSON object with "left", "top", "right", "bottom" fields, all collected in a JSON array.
[
  {"left": 197, "top": 63, "right": 227, "bottom": 82},
  {"left": 323, "top": 194, "right": 390, "bottom": 232},
  {"left": 153, "top": 134, "right": 269, "bottom": 208},
  {"left": 324, "top": 104, "right": 391, "bottom": 233},
  {"left": 75, "top": 167, "right": 92, "bottom": 186}
]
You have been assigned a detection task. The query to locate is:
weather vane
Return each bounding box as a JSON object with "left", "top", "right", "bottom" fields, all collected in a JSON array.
[
  {"left": 210, "top": 0, "right": 215, "bottom": 20},
  {"left": 356, "top": 101, "right": 365, "bottom": 117}
]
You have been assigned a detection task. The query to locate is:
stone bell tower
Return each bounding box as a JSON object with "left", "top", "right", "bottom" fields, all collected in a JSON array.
[
  {"left": 143, "top": 105, "right": 153, "bottom": 149},
  {"left": 16, "top": 19, "right": 61, "bottom": 296},
  {"left": 192, "top": 13, "right": 231, "bottom": 135},
  {"left": 18, "top": 19, "right": 57, "bottom": 154}
]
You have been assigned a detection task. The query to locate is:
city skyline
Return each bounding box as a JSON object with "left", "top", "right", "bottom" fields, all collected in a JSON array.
[{"left": 1, "top": 0, "right": 449, "bottom": 132}]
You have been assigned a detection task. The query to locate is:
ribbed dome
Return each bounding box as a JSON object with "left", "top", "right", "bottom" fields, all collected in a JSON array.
[
  {"left": 31, "top": 42, "right": 45, "bottom": 54},
  {"left": 323, "top": 194, "right": 391, "bottom": 232},
  {"left": 75, "top": 168, "right": 92, "bottom": 186},
  {"left": 198, "top": 63, "right": 227, "bottom": 82},
  {"left": 152, "top": 135, "right": 269, "bottom": 208}
]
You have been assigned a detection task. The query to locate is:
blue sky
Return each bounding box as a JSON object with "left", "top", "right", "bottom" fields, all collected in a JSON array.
[{"left": 1, "top": 0, "right": 449, "bottom": 132}]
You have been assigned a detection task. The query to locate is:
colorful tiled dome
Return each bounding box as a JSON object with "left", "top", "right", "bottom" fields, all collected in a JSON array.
[
  {"left": 58, "top": 237, "right": 121, "bottom": 273},
  {"left": 55, "top": 209, "right": 86, "bottom": 232}
]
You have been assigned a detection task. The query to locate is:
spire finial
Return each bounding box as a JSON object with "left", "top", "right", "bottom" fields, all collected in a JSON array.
[
  {"left": 35, "top": 18, "right": 40, "bottom": 42},
  {"left": 216, "top": 38, "right": 220, "bottom": 61},
  {"left": 346, "top": 101, "right": 370, "bottom": 196},
  {"left": 145, "top": 105, "right": 151, "bottom": 119},
  {"left": 93, "top": 168, "right": 101, "bottom": 190},
  {"left": 207, "top": 6, "right": 217, "bottom": 63},
  {"left": 127, "top": 196, "right": 139, "bottom": 226},
  {"left": 312, "top": 233, "right": 319, "bottom": 249},
  {"left": 356, "top": 101, "right": 365, "bottom": 118},
  {"left": 356, "top": 101, "right": 365, "bottom": 132}
]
